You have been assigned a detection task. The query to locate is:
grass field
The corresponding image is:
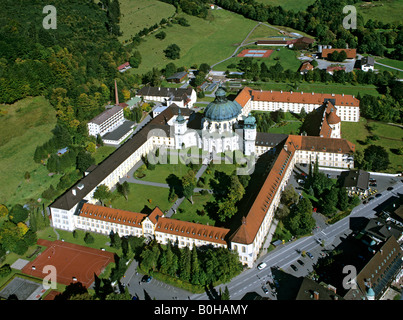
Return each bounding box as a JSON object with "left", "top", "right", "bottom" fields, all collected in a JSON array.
[
  {"left": 341, "top": 118, "right": 403, "bottom": 173},
  {"left": 215, "top": 46, "right": 301, "bottom": 72},
  {"left": 111, "top": 183, "right": 172, "bottom": 213},
  {"left": 355, "top": 0, "right": 403, "bottom": 24},
  {"left": 130, "top": 9, "right": 257, "bottom": 74},
  {"left": 0, "top": 96, "right": 58, "bottom": 208},
  {"left": 375, "top": 57, "right": 403, "bottom": 78},
  {"left": 118, "top": 0, "right": 176, "bottom": 43}
]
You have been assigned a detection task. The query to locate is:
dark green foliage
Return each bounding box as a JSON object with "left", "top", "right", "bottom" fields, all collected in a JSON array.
[
  {"left": 84, "top": 232, "right": 94, "bottom": 244},
  {"left": 362, "top": 145, "right": 390, "bottom": 172},
  {"left": 9, "top": 204, "right": 29, "bottom": 223},
  {"left": 138, "top": 240, "right": 242, "bottom": 286},
  {"left": 76, "top": 150, "right": 95, "bottom": 173},
  {"left": 0, "top": 264, "right": 12, "bottom": 278},
  {"left": 164, "top": 44, "right": 181, "bottom": 60}
]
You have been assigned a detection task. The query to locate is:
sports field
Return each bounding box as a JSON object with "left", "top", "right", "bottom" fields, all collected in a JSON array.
[
  {"left": 237, "top": 49, "right": 273, "bottom": 58},
  {"left": 22, "top": 239, "right": 115, "bottom": 288}
]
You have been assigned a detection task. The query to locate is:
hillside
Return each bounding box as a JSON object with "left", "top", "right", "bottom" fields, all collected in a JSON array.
[
  {"left": 0, "top": 97, "right": 57, "bottom": 207},
  {"left": 118, "top": 0, "right": 176, "bottom": 43},
  {"left": 128, "top": 9, "right": 257, "bottom": 74}
]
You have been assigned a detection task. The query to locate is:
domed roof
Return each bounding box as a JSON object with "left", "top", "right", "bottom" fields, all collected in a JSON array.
[{"left": 204, "top": 87, "right": 242, "bottom": 122}]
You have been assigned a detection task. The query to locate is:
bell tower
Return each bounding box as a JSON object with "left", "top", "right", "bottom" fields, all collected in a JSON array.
[{"left": 243, "top": 113, "right": 256, "bottom": 156}]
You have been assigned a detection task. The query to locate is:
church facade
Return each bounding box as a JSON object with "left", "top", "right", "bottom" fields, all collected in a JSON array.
[{"left": 49, "top": 86, "right": 357, "bottom": 268}]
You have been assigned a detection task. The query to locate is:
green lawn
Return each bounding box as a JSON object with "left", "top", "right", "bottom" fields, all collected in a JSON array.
[
  {"left": 355, "top": 0, "right": 403, "bottom": 24},
  {"left": 0, "top": 96, "right": 58, "bottom": 207},
  {"left": 93, "top": 146, "right": 117, "bottom": 164},
  {"left": 110, "top": 183, "right": 172, "bottom": 213},
  {"left": 138, "top": 154, "right": 202, "bottom": 184},
  {"left": 130, "top": 9, "right": 257, "bottom": 74},
  {"left": 172, "top": 192, "right": 217, "bottom": 226},
  {"left": 267, "top": 121, "right": 302, "bottom": 135},
  {"left": 342, "top": 118, "right": 403, "bottom": 173},
  {"left": 215, "top": 46, "right": 301, "bottom": 72},
  {"left": 117, "top": 0, "right": 176, "bottom": 43},
  {"left": 375, "top": 57, "right": 403, "bottom": 78}
]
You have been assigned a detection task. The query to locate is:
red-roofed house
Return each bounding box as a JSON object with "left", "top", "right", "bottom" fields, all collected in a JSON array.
[{"left": 118, "top": 62, "right": 131, "bottom": 73}]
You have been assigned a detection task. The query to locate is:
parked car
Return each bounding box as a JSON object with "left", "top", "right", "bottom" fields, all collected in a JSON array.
[
  {"left": 290, "top": 264, "right": 298, "bottom": 271},
  {"left": 387, "top": 187, "right": 394, "bottom": 191},
  {"left": 142, "top": 275, "right": 152, "bottom": 283},
  {"left": 306, "top": 252, "right": 314, "bottom": 259},
  {"left": 297, "top": 259, "right": 305, "bottom": 266},
  {"left": 262, "top": 286, "right": 269, "bottom": 294},
  {"left": 257, "top": 262, "right": 267, "bottom": 270}
]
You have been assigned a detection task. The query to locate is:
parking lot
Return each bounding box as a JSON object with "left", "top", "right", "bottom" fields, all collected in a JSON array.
[{"left": 289, "top": 164, "right": 399, "bottom": 198}]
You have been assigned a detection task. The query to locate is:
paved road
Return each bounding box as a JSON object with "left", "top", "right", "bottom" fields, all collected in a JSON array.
[
  {"left": 211, "top": 22, "right": 263, "bottom": 69},
  {"left": 190, "top": 179, "right": 403, "bottom": 300}
]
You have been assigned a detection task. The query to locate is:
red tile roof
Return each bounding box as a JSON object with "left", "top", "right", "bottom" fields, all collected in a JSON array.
[
  {"left": 118, "top": 62, "right": 130, "bottom": 70},
  {"left": 235, "top": 87, "right": 359, "bottom": 108},
  {"left": 79, "top": 203, "right": 146, "bottom": 228},
  {"left": 322, "top": 49, "right": 356, "bottom": 59},
  {"left": 229, "top": 134, "right": 355, "bottom": 245},
  {"left": 155, "top": 218, "right": 230, "bottom": 245},
  {"left": 299, "top": 61, "right": 314, "bottom": 72},
  {"left": 230, "top": 138, "right": 296, "bottom": 245},
  {"left": 79, "top": 203, "right": 230, "bottom": 245}
]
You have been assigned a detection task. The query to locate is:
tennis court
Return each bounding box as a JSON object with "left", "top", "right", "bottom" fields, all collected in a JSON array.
[
  {"left": 237, "top": 49, "right": 273, "bottom": 58},
  {"left": 21, "top": 239, "right": 115, "bottom": 288},
  {"left": 0, "top": 276, "right": 45, "bottom": 300}
]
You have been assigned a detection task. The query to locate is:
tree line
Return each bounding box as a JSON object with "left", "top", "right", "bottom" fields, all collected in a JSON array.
[
  {"left": 213, "top": 0, "right": 402, "bottom": 59},
  {"left": 138, "top": 240, "right": 243, "bottom": 288}
]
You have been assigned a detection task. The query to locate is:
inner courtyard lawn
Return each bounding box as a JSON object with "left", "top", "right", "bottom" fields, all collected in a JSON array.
[
  {"left": 172, "top": 192, "right": 217, "bottom": 226},
  {"left": 110, "top": 183, "right": 172, "bottom": 213},
  {"left": 137, "top": 154, "right": 202, "bottom": 184}
]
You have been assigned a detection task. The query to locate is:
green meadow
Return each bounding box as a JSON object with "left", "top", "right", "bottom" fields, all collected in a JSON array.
[
  {"left": 0, "top": 96, "right": 58, "bottom": 207},
  {"left": 118, "top": 0, "right": 176, "bottom": 43},
  {"left": 215, "top": 46, "right": 302, "bottom": 72},
  {"left": 342, "top": 118, "right": 403, "bottom": 173},
  {"left": 130, "top": 9, "right": 257, "bottom": 74},
  {"left": 355, "top": 0, "right": 403, "bottom": 24}
]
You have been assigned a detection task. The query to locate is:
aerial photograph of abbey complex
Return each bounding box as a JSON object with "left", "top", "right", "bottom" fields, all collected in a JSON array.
[{"left": 1, "top": 0, "right": 403, "bottom": 313}]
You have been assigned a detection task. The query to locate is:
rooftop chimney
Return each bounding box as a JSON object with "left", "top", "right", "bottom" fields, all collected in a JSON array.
[
  {"left": 115, "top": 80, "right": 119, "bottom": 105},
  {"left": 313, "top": 291, "right": 319, "bottom": 300}
]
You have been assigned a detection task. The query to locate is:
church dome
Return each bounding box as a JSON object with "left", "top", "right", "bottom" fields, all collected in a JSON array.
[{"left": 204, "top": 87, "right": 242, "bottom": 122}]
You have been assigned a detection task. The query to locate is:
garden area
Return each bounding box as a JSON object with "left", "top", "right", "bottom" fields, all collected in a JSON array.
[
  {"left": 252, "top": 110, "right": 303, "bottom": 135},
  {"left": 342, "top": 119, "right": 403, "bottom": 173}
]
